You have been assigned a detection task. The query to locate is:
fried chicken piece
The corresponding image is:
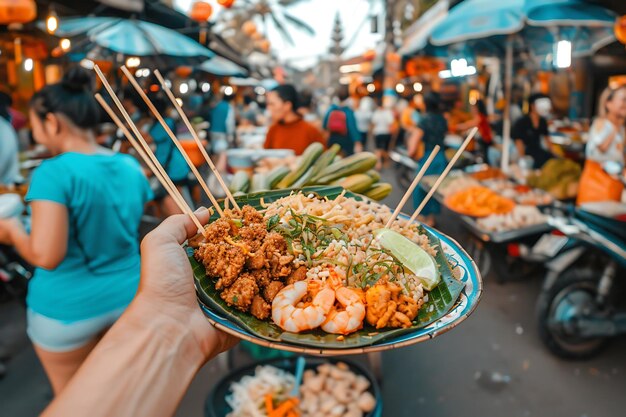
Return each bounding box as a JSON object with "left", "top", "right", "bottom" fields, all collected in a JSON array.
[
  {"left": 246, "top": 252, "right": 267, "bottom": 270},
  {"left": 263, "top": 281, "right": 285, "bottom": 303},
  {"left": 239, "top": 223, "right": 267, "bottom": 253},
  {"left": 249, "top": 268, "right": 271, "bottom": 288},
  {"left": 286, "top": 266, "right": 308, "bottom": 285},
  {"left": 269, "top": 254, "right": 294, "bottom": 279},
  {"left": 220, "top": 274, "right": 258, "bottom": 312},
  {"left": 242, "top": 205, "right": 264, "bottom": 225},
  {"left": 250, "top": 295, "right": 271, "bottom": 320},
  {"left": 203, "top": 219, "right": 234, "bottom": 244},
  {"left": 197, "top": 242, "right": 246, "bottom": 290},
  {"left": 263, "top": 232, "right": 288, "bottom": 253}
]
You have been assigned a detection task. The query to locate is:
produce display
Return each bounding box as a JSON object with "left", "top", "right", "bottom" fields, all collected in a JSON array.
[
  {"left": 527, "top": 158, "right": 581, "bottom": 200},
  {"left": 469, "top": 167, "right": 507, "bottom": 181},
  {"left": 482, "top": 180, "right": 553, "bottom": 206},
  {"left": 224, "top": 362, "right": 377, "bottom": 417},
  {"left": 435, "top": 174, "right": 481, "bottom": 197},
  {"left": 228, "top": 144, "right": 391, "bottom": 200},
  {"left": 476, "top": 205, "right": 548, "bottom": 232},
  {"left": 444, "top": 186, "right": 515, "bottom": 217},
  {"left": 190, "top": 188, "right": 467, "bottom": 349}
]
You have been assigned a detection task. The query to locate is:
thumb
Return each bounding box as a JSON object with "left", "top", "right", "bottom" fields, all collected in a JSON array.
[{"left": 143, "top": 207, "right": 211, "bottom": 248}]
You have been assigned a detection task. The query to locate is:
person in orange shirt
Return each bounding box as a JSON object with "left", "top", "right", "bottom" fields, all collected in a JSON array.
[{"left": 264, "top": 84, "right": 324, "bottom": 155}]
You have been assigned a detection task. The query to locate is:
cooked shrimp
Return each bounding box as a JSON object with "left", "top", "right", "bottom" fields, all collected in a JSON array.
[
  {"left": 321, "top": 287, "right": 366, "bottom": 335},
  {"left": 271, "top": 280, "right": 335, "bottom": 333}
]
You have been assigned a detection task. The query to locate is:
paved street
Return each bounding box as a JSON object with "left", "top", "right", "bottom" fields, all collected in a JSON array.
[{"left": 1, "top": 167, "right": 625, "bottom": 417}]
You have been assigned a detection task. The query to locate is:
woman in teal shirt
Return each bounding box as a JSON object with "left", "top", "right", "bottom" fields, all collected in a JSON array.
[{"left": 0, "top": 67, "right": 152, "bottom": 394}]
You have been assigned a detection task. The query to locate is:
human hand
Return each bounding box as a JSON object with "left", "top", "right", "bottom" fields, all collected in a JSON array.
[
  {"left": 136, "top": 208, "right": 239, "bottom": 360},
  {"left": 354, "top": 141, "right": 364, "bottom": 153}
]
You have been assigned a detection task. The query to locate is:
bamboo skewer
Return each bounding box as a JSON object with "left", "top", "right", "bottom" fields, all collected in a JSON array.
[
  {"left": 120, "top": 66, "right": 224, "bottom": 217},
  {"left": 94, "top": 94, "right": 205, "bottom": 234},
  {"left": 409, "top": 127, "right": 478, "bottom": 224},
  {"left": 153, "top": 69, "right": 240, "bottom": 211},
  {"left": 385, "top": 145, "right": 441, "bottom": 229},
  {"left": 93, "top": 69, "right": 206, "bottom": 235}
]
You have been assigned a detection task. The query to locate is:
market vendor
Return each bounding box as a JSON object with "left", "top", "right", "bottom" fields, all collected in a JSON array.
[
  {"left": 512, "top": 94, "right": 554, "bottom": 169},
  {"left": 577, "top": 85, "right": 626, "bottom": 205},
  {"left": 264, "top": 84, "right": 324, "bottom": 155}
]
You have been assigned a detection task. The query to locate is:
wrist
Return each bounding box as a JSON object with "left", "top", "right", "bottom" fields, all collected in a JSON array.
[{"left": 129, "top": 294, "right": 217, "bottom": 362}]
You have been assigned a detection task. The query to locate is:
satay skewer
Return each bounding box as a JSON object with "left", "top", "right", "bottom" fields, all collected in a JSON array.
[
  {"left": 384, "top": 145, "right": 441, "bottom": 228},
  {"left": 120, "top": 66, "right": 224, "bottom": 217},
  {"left": 154, "top": 69, "right": 240, "bottom": 211},
  {"left": 92, "top": 71, "right": 207, "bottom": 235},
  {"left": 409, "top": 127, "right": 478, "bottom": 224}
]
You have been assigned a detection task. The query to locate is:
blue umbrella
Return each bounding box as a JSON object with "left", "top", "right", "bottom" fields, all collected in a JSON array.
[
  {"left": 524, "top": 0, "right": 616, "bottom": 58},
  {"left": 430, "top": 0, "right": 525, "bottom": 46},
  {"left": 198, "top": 56, "right": 248, "bottom": 77},
  {"left": 49, "top": 17, "right": 213, "bottom": 59}
]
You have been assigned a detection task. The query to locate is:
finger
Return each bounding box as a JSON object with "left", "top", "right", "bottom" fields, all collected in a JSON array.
[{"left": 146, "top": 207, "right": 211, "bottom": 246}]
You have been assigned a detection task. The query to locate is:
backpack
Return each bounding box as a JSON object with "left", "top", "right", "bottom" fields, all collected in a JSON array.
[{"left": 327, "top": 109, "right": 348, "bottom": 135}]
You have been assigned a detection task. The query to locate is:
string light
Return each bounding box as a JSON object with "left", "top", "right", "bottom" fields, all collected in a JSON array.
[
  {"left": 24, "top": 58, "right": 33, "bottom": 72},
  {"left": 366, "top": 83, "right": 375, "bottom": 93},
  {"left": 395, "top": 83, "right": 405, "bottom": 94},
  {"left": 125, "top": 57, "right": 141, "bottom": 68},
  {"left": 224, "top": 86, "right": 234, "bottom": 96},
  {"left": 413, "top": 82, "right": 423, "bottom": 92},
  {"left": 46, "top": 8, "right": 58, "bottom": 34},
  {"left": 201, "top": 82, "right": 211, "bottom": 93},
  {"left": 179, "top": 83, "right": 189, "bottom": 94},
  {"left": 60, "top": 38, "right": 71, "bottom": 51}
]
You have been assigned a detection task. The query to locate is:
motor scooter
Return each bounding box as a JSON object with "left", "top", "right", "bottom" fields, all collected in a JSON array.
[{"left": 536, "top": 199, "right": 626, "bottom": 359}]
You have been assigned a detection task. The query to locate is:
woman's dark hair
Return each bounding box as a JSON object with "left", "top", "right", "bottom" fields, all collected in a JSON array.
[
  {"left": 476, "top": 99, "right": 487, "bottom": 116},
  {"left": 424, "top": 92, "right": 442, "bottom": 114},
  {"left": 271, "top": 84, "right": 299, "bottom": 112},
  {"left": 30, "top": 66, "right": 100, "bottom": 129}
]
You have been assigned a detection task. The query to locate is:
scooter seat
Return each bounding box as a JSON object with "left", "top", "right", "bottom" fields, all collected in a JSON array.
[{"left": 576, "top": 208, "right": 626, "bottom": 242}]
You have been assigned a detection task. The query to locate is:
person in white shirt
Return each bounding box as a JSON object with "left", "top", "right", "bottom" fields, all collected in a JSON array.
[
  {"left": 354, "top": 96, "right": 374, "bottom": 144},
  {"left": 371, "top": 100, "right": 396, "bottom": 170},
  {"left": 577, "top": 85, "right": 626, "bottom": 205},
  {"left": 0, "top": 91, "right": 19, "bottom": 185}
]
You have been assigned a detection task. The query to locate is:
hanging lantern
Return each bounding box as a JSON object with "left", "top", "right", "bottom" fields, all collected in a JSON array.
[
  {"left": 190, "top": 1, "right": 213, "bottom": 22},
  {"left": 0, "top": 0, "right": 36, "bottom": 25},
  {"left": 176, "top": 66, "right": 193, "bottom": 78},
  {"left": 615, "top": 15, "right": 626, "bottom": 45},
  {"left": 363, "top": 49, "right": 376, "bottom": 61},
  {"left": 217, "top": 0, "right": 235, "bottom": 8},
  {"left": 242, "top": 20, "right": 257, "bottom": 36}
]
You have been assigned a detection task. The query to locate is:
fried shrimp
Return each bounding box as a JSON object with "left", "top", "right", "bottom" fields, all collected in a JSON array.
[
  {"left": 321, "top": 287, "right": 366, "bottom": 335},
  {"left": 271, "top": 280, "right": 335, "bottom": 333}
]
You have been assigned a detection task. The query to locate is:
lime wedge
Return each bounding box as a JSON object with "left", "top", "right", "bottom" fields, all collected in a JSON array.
[{"left": 373, "top": 228, "right": 441, "bottom": 291}]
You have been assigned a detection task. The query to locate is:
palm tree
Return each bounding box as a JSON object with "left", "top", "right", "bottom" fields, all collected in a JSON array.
[{"left": 218, "top": 0, "right": 315, "bottom": 50}]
